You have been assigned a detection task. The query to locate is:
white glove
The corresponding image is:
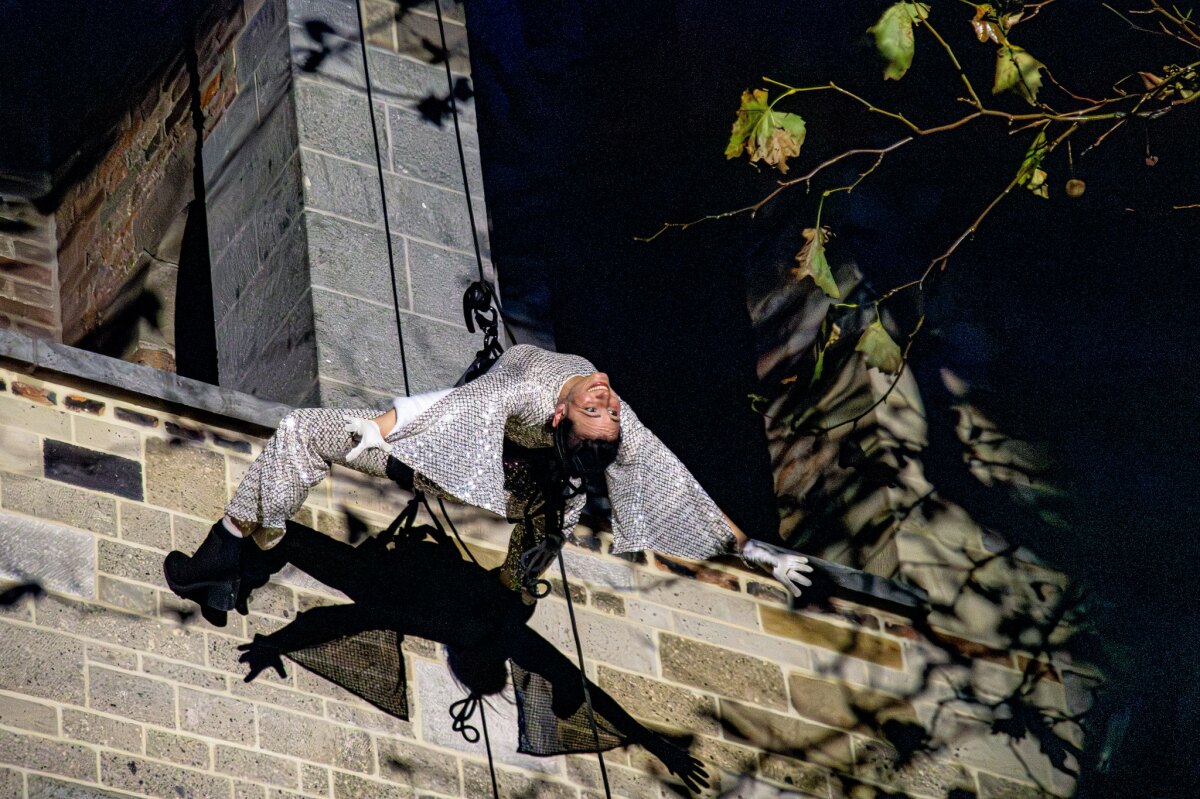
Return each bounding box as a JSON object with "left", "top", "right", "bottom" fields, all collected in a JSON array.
[
  {"left": 740, "top": 540, "right": 814, "bottom": 598},
  {"left": 344, "top": 417, "right": 389, "bottom": 462}
]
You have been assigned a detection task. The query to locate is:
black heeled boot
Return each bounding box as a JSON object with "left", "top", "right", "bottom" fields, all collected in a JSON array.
[{"left": 163, "top": 520, "right": 244, "bottom": 612}]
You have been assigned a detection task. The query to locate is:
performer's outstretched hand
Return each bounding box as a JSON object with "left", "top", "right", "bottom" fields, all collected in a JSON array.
[
  {"left": 237, "top": 635, "right": 287, "bottom": 682},
  {"left": 741, "top": 540, "right": 814, "bottom": 599}
]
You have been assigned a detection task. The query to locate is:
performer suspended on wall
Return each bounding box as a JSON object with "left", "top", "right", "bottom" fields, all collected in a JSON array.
[{"left": 162, "top": 344, "right": 813, "bottom": 611}]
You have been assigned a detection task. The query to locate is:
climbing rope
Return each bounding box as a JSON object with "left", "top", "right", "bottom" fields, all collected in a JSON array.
[
  {"left": 354, "top": 0, "right": 411, "bottom": 397},
  {"left": 353, "top": 4, "right": 615, "bottom": 797}
]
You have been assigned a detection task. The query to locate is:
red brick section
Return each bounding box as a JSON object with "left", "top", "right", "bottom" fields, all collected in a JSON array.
[{"left": 52, "top": 0, "right": 244, "bottom": 346}]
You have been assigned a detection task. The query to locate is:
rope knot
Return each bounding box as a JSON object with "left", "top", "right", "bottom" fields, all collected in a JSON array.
[{"left": 449, "top": 693, "right": 484, "bottom": 743}]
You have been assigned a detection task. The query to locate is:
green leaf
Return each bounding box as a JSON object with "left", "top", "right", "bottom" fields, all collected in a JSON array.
[
  {"left": 993, "top": 45, "right": 1044, "bottom": 105},
  {"left": 1016, "top": 129, "right": 1050, "bottom": 198},
  {"left": 868, "top": 2, "right": 930, "bottom": 80},
  {"left": 725, "top": 89, "right": 807, "bottom": 173},
  {"left": 856, "top": 319, "right": 903, "bottom": 374},
  {"left": 792, "top": 227, "right": 840, "bottom": 298}
]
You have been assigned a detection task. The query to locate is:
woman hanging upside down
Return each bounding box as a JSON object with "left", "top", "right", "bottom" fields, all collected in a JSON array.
[{"left": 163, "top": 344, "right": 813, "bottom": 611}]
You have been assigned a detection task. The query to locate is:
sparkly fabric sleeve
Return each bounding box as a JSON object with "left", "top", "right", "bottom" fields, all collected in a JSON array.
[
  {"left": 386, "top": 345, "right": 592, "bottom": 518},
  {"left": 605, "top": 403, "right": 736, "bottom": 560}
]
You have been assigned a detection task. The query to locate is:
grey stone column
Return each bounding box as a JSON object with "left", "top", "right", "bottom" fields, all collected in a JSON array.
[
  {"left": 288, "top": 0, "right": 490, "bottom": 407},
  {"left": 204, "top": 0, "right": 490, "bottom": 408}
]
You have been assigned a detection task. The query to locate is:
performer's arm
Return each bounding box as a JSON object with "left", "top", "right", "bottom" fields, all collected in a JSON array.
[
  {"left": 508, "top": 630, "right": 708, "bottom": 793},
  {"left": 237, "top": 604, "right": 379, "bottom": 682}
]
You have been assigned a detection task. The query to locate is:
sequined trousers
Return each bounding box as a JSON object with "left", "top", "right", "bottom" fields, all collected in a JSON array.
[{"left": 224, "top": 407, "right": 396, "bottom": 549}]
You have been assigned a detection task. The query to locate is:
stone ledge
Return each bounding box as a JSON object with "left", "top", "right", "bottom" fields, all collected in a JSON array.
[{"left": 0, "top": 329, "right": 290, "bottom": 432}]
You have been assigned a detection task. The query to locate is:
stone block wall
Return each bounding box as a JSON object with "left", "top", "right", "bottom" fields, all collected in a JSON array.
[
  {"left": 288, "top": 0, "right": 490, "bottom": 404},
  {"left": 0, "top": 363, "right": 1085, "bottom": 799}
]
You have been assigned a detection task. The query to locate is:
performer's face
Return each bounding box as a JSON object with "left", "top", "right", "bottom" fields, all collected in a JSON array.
[{"left": 557, "top": 372, "right": 621, "bottom": 442}]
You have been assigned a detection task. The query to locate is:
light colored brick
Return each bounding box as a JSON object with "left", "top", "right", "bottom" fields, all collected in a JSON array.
[
  {"left": 377, "top": 737, "right": 459, "bottom": 795},
  {"left": 1, "top": 474, "right": 117, "bottom": 535},
  {"left": 258, "top": 706, "right": 372, "bottom": 772},
  {"left": 0, "top": 768, "right": 21, "bottom": 798},
  {"left": 147, "top": 729, "right": 211, "bottom": 769},
  {"left": 853, "top": 737, "right": 974, "bottom": 798},
  {"left": 61, "top": 709, "right": 143, "bottom": 752},
  {"left": 145, "top": 438, "right": 227, "bottom": 518},
  {"left": 0, "top": 621, "right": 85, "bottom": 704},
  {"left": 413, "top": 659, "right": 554, "bottom": 774},
  {"left": 101, "top": 751, "right": 231, "bottom": 799},
  {"left": 596, "top": 666, "right": 719, "bottom": 737},
  {"left": 760, "top": 605, "right": 903, "bottom": 669},
  {"left": 675, "top": 613, "right": 814, "bottom": 671},
  {"left": 330, "top": 770, "right": 415, "bottom": 799},
  {"left": 231, "top": 679, "right": 324, "bottom": 716},
  {"left": 173, "top": 515, "right": 214, "bottom": 552},
  {"left": 98, "top": 576, "right": 157, "bottom": 615},
  {"left": 0, "top": 510, "right": 96, "bottom": 598},
  {"left": 179, "top": 687, "right": 257, "bottom": 746},
  {"left": 88, "top": 665, "right": 176, "bottom": 727},
  {"left": 142, "top": 655, "right": 227, "bottom": 692},
  {"left": 660, "top": 634, "right": 787, "bottom": 710},
  {"left": 0, "top": 424, "right": 41, "bottom": 476},
  {"left": 462, "top": 761, "right": 574, "bottom": 799},
  {"left": 86, "top": 644, "right": 138, "bottom": 671},
  {"left": 73, "top": 415, "right": 141, "bottom": 458},
  {"left": 636, "top": 572, "right": 759, "bottom": 628},
  {"left": 300, "top": 763, "right": 329, "bottom": 796},
  {"left": 0, "top": 395, "right": 71, "bottom": 438},
  {"left": 0, "top": 693, "right": 57, "bottom": 734},
  {"left": 215, "top": 744, "right": 299, "bottom": 788},
  {"left": 788, "top": 672, "right": 916, "bottom": 734},
  {"left": 720, "top": 699, "right": 853, "bottom": 771},
  {"left": 119, "top": 502, "right": 171, "bottom": 548},
  {"left": 37, "top": 593, "right": 206, "bottom": 664},
  {"left": 0, "top": 727, "right": 96, "bottom": 782},
  {"left": 98, "top": 539, "right": 169, "bottom": 586}
]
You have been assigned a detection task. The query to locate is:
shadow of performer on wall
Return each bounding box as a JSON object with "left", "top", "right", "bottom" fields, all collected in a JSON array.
[{"left": 230, "top": 519, "right": 707, "bottom": 793}]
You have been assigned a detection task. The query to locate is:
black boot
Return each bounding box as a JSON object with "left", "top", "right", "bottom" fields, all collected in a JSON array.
[{"left": 163, "top": 520, "right": 243, "bottom": 612}]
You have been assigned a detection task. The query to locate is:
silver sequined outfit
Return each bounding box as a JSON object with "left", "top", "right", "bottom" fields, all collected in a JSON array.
[{"left": 226, "top": 345, "right": 734, "bottom": 559}]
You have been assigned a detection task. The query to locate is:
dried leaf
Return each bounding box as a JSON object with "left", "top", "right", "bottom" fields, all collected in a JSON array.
[
  {"left": 993, "top": 45, "right": 1044, "bottom": 105},
  {"left": 868, "top": 2, "right": 930, "bottom": 80},
  {"left": 856, "top": 319, "right": 903, "bottom": 374},
  {"left": 792, "top": 227, "right": 840, "bottom": 298},
  {"left": 725, "top": 89, "right": 807, "bottom": 173},
  {"left": 1017, "top": 130, "right": 1050, "bottom": 198},
  {"left": 971, "top": 4, "right": 1003, "bottom": 43}
]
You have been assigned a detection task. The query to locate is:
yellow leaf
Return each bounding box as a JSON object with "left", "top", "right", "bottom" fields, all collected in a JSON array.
[
  {"left": 792, "top": 227, "right": 840, "bottom": 299},
  {"left": 855, "top": 320, "right": 903, "bottom": 374},
  {"left": 993, "top": 45, "right": 1044, "bottom": 105},
  {"left": 725, "top": 89, "right": 807, "bottom": 173}
]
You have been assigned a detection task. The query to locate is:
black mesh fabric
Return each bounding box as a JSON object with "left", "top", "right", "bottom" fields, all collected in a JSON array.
[
  {"left": 511, "top": 662, "right": 624, "bottom": 756},
  {"left": 287, "top": 628, "right": 408, "bottom": 720}
]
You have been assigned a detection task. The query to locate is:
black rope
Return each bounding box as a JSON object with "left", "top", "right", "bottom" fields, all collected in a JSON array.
[
  {"left": 432, "top": 1, "right": 487, "bottom": 284},
  {"left": 557, "top": 551, "right": 613, "bottom": 797},
  {"left": 355, "top": 0, "right": 411, "bottom": 397}
]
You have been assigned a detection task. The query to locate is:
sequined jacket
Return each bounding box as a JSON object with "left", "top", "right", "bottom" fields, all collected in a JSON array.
[{"left": 388, "top": 345, "right": 735, "bottom": 560}]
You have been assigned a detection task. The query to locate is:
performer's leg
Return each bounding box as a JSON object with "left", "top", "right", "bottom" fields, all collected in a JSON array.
[
  {"left": 224, "top": 407, "right": 392, "bottom": 547},
  {"left": 166, "top": 407, "right": 392, "bottom": 610}
]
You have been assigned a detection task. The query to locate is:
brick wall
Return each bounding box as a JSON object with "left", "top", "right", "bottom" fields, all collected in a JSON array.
[
  {"left": 0, "top": 204, "right": 59, "bottom": 341},
  {"left": 52, "top": 0, "right": 246, "bottom": 351},
  {"left": 0, "top": 364, "right": 1087, "bottom": 799}
]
